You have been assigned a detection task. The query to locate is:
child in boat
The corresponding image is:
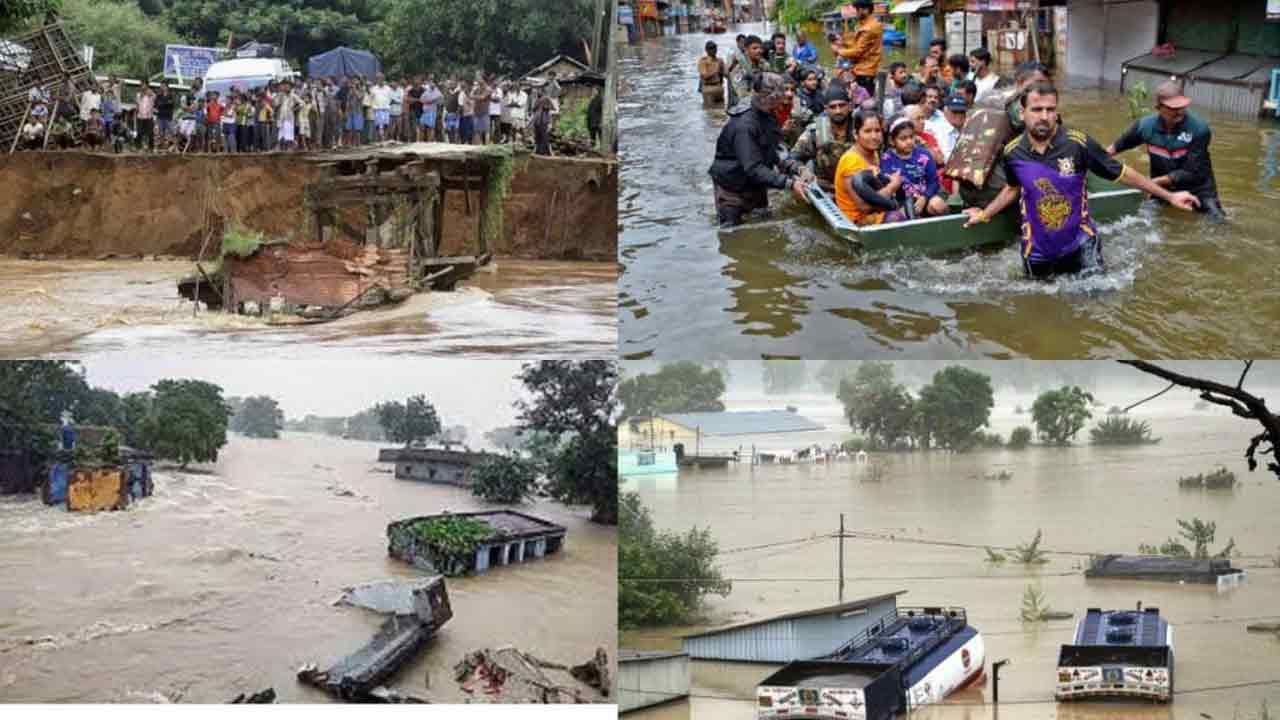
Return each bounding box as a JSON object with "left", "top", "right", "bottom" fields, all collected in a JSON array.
[
  {"left": 879, "top": 115, "right": 949, "bottom": 218},
  {"left": 833, "top": 109, "right": 908, "bottom": 226}
]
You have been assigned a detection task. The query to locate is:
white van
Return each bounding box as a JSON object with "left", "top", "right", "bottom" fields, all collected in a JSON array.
[{"left": 202, "top": 57, "right": 296, "bottom": 97}]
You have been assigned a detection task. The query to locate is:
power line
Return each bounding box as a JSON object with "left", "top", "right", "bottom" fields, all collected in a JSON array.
[
  {"left": 618, "top": 678, "right": 1280, "bottom": 706},
  {"left": 620, "top": 571, "right": 1082, "bottom": 583}
]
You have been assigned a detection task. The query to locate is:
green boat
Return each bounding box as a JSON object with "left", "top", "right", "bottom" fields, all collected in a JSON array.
[{"left": 806, "top": 177, "right": 1145, "bottom": 256}]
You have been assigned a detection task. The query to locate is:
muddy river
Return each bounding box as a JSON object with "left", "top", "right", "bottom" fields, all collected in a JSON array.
[
  {"left": 621, "top": 390, "right": 1280, "bottom": 719},
  {"left": 0, "top": 258, "right": 616, "bottom": 360},
  {"left": 0, "top": 433, "right": 617, "bottom": 703},
  {"left": 618, "top": 25, "right": 1280, "bottom": 359}
]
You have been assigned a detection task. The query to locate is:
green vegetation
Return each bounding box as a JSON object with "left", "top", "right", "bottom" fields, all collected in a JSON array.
[
  {"left": 376, "top": 395, "right": 442, "bottom": 445},
  {"left": 220, "top": 225, "right": 267, "bottom": 260},
  {"left": 408, "top": 515, "right": 497, "bottom": 559},
  {"left": 1020, "top": 584, "right": 1053, "bottom": 622},
  {"left": 166, "top": 0, "right": 383, "bottom": 68},
  {"left": 140, "top": 379, "right": 231, "bottom": 467},
  {"left": 60, "top": 0, "right": 182, "bottom": 79},
  {"left": 481, "top": 144, "right": 517, "bottom": 257},
  {"left": 229, "top": 395, "right": 284, "bottom": 439},
  {"left": 1, "top": 0, "right": 61, "bottom": 34},
  {"left": 1178, "top": 466, "right": 1237, "bottom": 490},
  {"left": 1013, "top": 529, "right": 1049, "bottom": 565},
  {"left": 619, "top": 492, "right": 731, "bottom": 628},
  {"left": 975, "top": 432, "right": 1003, "bottom": 448},
  {"left": 1089, "top": 416, "right": 1159, "bottom": 445},
  {"left": 1139, "top": 518, "right": 1237, "bottom": 560},
  {"left": 984, "top": 547, "right": 1006, "bottom": 563},
  {"left": 618, "top": 362, "right": 726, "bottom": 420},
  {"left": 515, "top": 360, "right": 617, "bottom": 524},
  {"left": 1008, "top": 426, "right": 1033, "bottom": 449},
  {"left": 1126, "top": 81, "right": 1152, "bottom": 120},
  {"left": 837, "top": 363, "right": 995, "bottom": 452},
  {"left": 916, "top": 367, "right": 996, "bottom": 451},
  {"left": 770, "top": 0, "right": 823, "bottom": 29},
  {"left": 1031, "top": 386, "right": 1094, "bottom": 445},
  {"left": 471, "top": 453, "right": 537, "bottom": 504}
]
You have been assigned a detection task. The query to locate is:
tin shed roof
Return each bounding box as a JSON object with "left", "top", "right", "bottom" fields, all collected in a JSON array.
[
  {"left": 659, "top": 410, "right": 825, "bottom": 436},
  {"left": 681, "top": 591, "right": 907, "bottom": 639}
]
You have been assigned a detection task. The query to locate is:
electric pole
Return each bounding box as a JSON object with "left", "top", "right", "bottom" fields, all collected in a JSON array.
[
  {"left": 838, "top": 513, "right": 845, "bottom": 603},
  {"left": 601, "top": 0, "right": 619, "bottom": 156}
]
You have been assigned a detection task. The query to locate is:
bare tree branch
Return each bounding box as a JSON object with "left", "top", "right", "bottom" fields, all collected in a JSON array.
[
  {"left": 1119, "top": 361, "right": 1279, "bottom": 480},
  {"left": 1122, "top": 382, "right": 1176, "bottom": 413},
  {"left": 1237, "top": 360, "right": 1254, "bottom": 392}
]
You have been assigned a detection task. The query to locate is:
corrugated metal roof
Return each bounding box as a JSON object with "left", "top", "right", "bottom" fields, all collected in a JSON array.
[
  {"left": 619, "top": 649, "right": 688, "bottom": 662},
  {"left": 681, "top": 591, "right": 907, "bottom": 639},
  {"left": 660, "top": 410, "right": 825, "bottom": 436}
]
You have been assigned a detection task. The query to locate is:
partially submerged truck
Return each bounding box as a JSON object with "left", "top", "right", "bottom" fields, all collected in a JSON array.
[
  {"left": 756, "top": 607, "right": 985, "bottom": 719},
  {"left": 1056, "top": 606, "right": 1173, "bottom": 703}
]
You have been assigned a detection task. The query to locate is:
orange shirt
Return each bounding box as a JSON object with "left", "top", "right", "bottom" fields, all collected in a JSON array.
[
  {"left": 834, "top": 148, "right": 885, "bottom": 226},
  {"left": 835, "top": 17, "right": 883, "bottom": 78}
]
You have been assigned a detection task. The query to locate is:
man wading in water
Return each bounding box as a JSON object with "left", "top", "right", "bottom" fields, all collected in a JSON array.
[
  {"left": 698, "top": 41, "right": 727, "bottom": 107},
  {"left": 963, "top": 81, "right": 1199, "bottom": 279},
  {"left": 709, "top": 73, "right": 811, "bottom": 227}
]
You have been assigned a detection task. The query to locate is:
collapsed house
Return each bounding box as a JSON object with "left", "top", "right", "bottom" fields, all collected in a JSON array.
[
  {"left": 0, "top": 420, "right": 153, "bottom": 511},
  {"left": 180, "top": 143, "right": 513, "bottom": 320}
]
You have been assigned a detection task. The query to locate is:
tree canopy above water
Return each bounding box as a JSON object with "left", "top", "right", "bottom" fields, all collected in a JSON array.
[{"left": 618, "top": 362, "right": 726, "bottom": 420}]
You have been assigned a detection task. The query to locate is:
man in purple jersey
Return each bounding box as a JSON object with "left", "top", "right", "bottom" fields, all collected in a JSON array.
[{"left": 963, "top": 81, "right": 1199, "bottom": 279}]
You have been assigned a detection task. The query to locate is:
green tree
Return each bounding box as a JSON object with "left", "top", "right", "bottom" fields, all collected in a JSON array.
[
  {"left": 915, "top": 366, "right": 995, "bottom": 451},
  {"left": 344, "top": 408, "right": 386, "bottom": 441},
  {"left": 471, "top": 453, "right": 537, "bottom": 504},
  {"left": 230, "top": 395, "right": 284, "bottom": 439},
  {"left": 1008, "top": 426, "right": 1033, "bottom": 450},
  {"left": 139, "top": 379, "right": 230, "bottom": 467},
  {"left": 375, "top": 0, "right": 593, "bottom": 77},
  {"left": 376, "top": 395, "right": 442, "bottom": 445},
  {"left": 1031, "top": 386, "right": 1095, "bottom": 445},
  {"left": 515, "top": 360, "right": 617, "bottom": 524},
  {"left": 837, "top": 362, "right": 914, "bottom": 449},
  {"left": 617, "top": 362, "right": 725, "bottom": 419},
  {"left": 1089, "top": 416, "right": 1158, "bottom": 445},
  {"left": 815, "top": 361, "right": 858, "bottom": 391},
  {"left": 61, "top": 0, "right": 185, "bottom": 79},
  {"left": 619, "top": 492, "right": 731, "bottom": 628},
  {"left": 1, "top": 0, "right": 60, "bottom": 34},
  {"left": 166, "top": 0, "right": 384, "bottom": 66},
  {"left": 762, "top": 360, "right": 807, "bottom": 394}
]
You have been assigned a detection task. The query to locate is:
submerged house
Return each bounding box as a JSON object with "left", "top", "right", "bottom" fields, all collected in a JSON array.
[
  {"left": 619, "top": 409, "right": 826, "bottom": 452},
  {"left": 388, "top": 445, "right": 494, "bottom": 488}
]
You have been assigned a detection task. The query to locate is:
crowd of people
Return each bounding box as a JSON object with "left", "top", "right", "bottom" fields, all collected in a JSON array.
[
  {"left": 16, "top": 69, "right": 597, "bottom": 158},
  {"left": 702, "top": 0, "right": 1221, "bottom": 279}
]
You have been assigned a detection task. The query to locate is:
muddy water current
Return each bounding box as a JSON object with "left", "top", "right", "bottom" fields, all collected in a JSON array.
[
  {"left": 621, "top": 393, "right": 1280, "bottom": 719},
  {"left": 0, "top": 433, "right": 616, "bottom": 702},
  {"left": 618, "top": 25, "right": 1280, "bottom": 359},
  {"left": 0, "top": 258, "right": 616, "bottom": 360}
]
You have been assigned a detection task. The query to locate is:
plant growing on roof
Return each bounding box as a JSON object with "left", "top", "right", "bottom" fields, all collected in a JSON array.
[{"left": 403, "top": 515, "right": 499, "bottom": 576}]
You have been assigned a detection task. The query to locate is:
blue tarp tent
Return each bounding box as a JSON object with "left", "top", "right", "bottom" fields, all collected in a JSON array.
[{"left": 307, "top": 46, "right": 381, "bottom": 79}]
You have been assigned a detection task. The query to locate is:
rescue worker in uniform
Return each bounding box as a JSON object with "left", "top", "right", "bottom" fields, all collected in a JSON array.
[
  {"left": 1107, "top": 80, "right": 1225, "bottom": 220},
  {"left": 790, "top": 85, "right": 856, "bottom": 192},
  {"left": 709, "top": 72, "right": 811, "bottom": 227}
]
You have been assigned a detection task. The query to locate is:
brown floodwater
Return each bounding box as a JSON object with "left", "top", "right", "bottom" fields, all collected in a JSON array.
[
  {"left": 620, "top": 390, "right": 1280, "bottom": 719},
  {"left": 0, "top": 258, "right": 617, "bottom": 360},
  {"left": 618, "top": 25, "right": 1280, "bottom": 359},
  {"left": 0, "top": 433, "right": 617, "bottom": 703}
]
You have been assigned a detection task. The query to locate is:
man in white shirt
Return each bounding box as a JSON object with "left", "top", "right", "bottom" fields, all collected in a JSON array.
[
  {"left": 968, "top": 48, "right": 1001, "bottom": 103},
  {"left": 388, "top": 80, "right": 404, "bottom": 142},
  {"left": 79, "top": 86, "right": 101, "bottom": 122},
  {"left": 925, "top": 93, "right": 968, "bottom": 161},
  {"left": 370, "top": 75, "right": 393, "bottom": 141},
  {"left": 21, "top": 117, "right": 45, "bottom": 150}
]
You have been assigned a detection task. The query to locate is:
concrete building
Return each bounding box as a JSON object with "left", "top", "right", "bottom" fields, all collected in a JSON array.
[
  {"left": 619, "top": 409, "right": 825, "bottom": 452},
  {"left": 1065, "top": 0, "right": 1280, "bottom": 116},
  {"left": 681, "top": 591, "right": 906, "bottom": 663},
  {"left": 391, "top": 446, "right": 492, "bottom": 488},
  {"left": 619, "top": 650, "right": 690, "bottom": 713}
]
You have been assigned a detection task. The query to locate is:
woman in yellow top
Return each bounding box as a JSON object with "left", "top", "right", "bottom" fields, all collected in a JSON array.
[{"left": 833, "top": 109, "right": 907, "bottom": 226}]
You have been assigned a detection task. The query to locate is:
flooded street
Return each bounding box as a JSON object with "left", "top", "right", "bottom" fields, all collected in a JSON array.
[
  {"left": 0, "top": 258, "right": 617, "bottom": 360},
  {"left": 618, "top": 26, "right": 1280, "bottom": 359},
  {"left": 0, "top": 432, "right": 616, "bottom": 703},
  {"left": 621, "top": 386, "right": 1280, "bottom": 719}
]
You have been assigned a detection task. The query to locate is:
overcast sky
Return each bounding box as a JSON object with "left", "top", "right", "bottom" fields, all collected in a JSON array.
[{"left": 82, "top": 358, "right": 528, "bottom": 433}]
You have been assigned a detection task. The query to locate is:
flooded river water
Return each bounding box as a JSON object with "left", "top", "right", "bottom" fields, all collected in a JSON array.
[
  {"left": 0, "top": 258, "right": 616, "bottom": 360},
  {"left": 618, "top": 25, "right": 1280, "bottom": 359},
  {"left": 0, "top": 433, "right": 616, "bottom": 703},
  {"left": 621, "top": 388, "right": 1280, "bottom": 719}
]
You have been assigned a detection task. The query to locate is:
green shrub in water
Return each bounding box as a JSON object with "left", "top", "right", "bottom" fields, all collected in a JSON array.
[{"left": 1090, "top": 416, "right": 1159, "bottom": 445}]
